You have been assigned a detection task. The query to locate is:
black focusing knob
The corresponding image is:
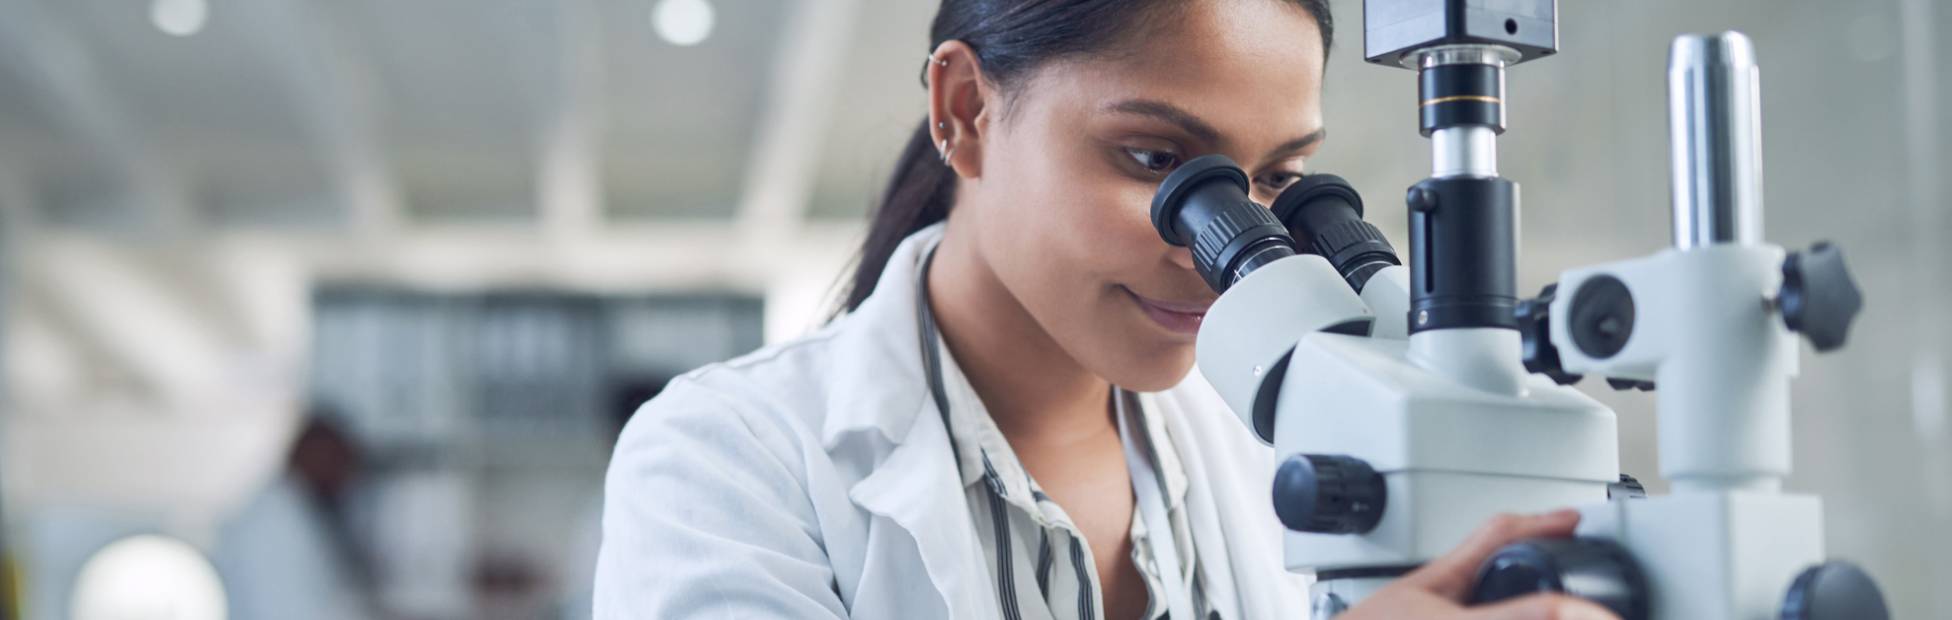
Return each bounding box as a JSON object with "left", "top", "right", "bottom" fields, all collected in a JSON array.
[
  {"left": 1470, "top": 538, "right": 1650, "bottom": 620},
  {"left": 1780, "top": 242, "right": 1863, "bottom": 353},
  {"left": 1271, "top": 454, "right": 1386, "bottom": 534},
  {"left": 1516, "top": 283, "right": 1582, "bottom": 385},
  {"left": 1567, "top": 275, "right": 1636, "bottom": 360},
  {"left": 1781, "top": 561, "right": 1889, "bottom": 620}
]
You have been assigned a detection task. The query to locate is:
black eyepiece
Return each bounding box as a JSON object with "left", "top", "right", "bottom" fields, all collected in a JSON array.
[
  {"left": 1150, "top": 154, "right": 1297, "bottom": 293},
  {"left": 1270, "top": 174, "right": 1401, "bottom": 293}
]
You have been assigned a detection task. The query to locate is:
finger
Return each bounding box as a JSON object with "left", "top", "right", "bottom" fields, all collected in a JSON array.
[
  {"left": 1457, "top": 593, "right": 1619, "bottom": 620},
  {"left": 1407, "top": 509, "right": 1582, "bottom": 597},
  {"left": 1333, "top": 583, "right": 1469, "bottom": 620}
]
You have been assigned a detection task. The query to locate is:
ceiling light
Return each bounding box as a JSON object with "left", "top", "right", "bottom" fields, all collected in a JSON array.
[
  {"left": 150, "top": 0, "right": 209, "bottom": 37},
  {"left": 653, "top": 0, "right": 715, "bottom": 47},
  {"left": 71, "top": 535, "right": 227, "bottom": 620}
]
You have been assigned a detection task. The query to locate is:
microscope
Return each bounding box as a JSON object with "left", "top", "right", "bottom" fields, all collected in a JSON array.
[{"left": 1149, "top": 1, "right": 1888, "bottom": 618}]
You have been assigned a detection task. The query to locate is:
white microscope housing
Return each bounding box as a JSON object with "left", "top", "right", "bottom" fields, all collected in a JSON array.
[{"left": 1151, "top": 2, "right": 1886, "bottom": 616}]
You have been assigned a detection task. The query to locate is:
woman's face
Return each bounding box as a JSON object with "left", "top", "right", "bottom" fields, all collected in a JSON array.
[{"left": 960, "top": 0, "right": 1328, "bottom": 391}]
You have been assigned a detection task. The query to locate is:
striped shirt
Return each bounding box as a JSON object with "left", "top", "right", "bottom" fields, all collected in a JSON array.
[{"left": 934, "top": 337, "right": 1214, "bottom": 620}]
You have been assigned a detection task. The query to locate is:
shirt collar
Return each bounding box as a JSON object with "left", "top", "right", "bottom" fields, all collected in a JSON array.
[
  {"left": 1132, "top": 391, "right": 1192, "bottom": 510},
  {"left": 938, "top": 343, "right": 1191, "bottom": 512},
  {"left": 935, "top": 335, "right": 1018, "bottom": 491}
]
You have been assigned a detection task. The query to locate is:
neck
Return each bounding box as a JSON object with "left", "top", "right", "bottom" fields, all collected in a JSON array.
[{"left": 926, "top": 218, "right": 1114, "bottom": 446}]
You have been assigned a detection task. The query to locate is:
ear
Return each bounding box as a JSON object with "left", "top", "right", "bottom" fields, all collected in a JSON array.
[{"left": 925, "top": 40, "right": 992, "bottom": 179}]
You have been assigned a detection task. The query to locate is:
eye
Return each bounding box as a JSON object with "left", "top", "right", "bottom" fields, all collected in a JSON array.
[
  {"left": 1255, "top": 170, "right": 1305, "bottom": 191},
  {"left": 1122, "top": 147, "right": 1181, "bottom": 175}
]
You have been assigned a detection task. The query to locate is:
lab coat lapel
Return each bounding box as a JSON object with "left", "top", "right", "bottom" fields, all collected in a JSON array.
[
  {"left": 848, "top": 398, "right": 996, "bottom": 620},
  {"left": 822, "top": 224, "right": 995, "bottom": 618},
  {"left": 1144, "top": 389, "right": 1246, "bottom": 620},
  {"left": 1147, "top": 374, "right": 1313, "bottom": 619},
  {"left": 819, "top": 224, "right": 939, "bottom": 448}
]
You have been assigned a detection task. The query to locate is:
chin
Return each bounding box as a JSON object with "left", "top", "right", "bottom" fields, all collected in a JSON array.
[{"left": 1111, "top": 346, "right": 1197, "bottom": 392}]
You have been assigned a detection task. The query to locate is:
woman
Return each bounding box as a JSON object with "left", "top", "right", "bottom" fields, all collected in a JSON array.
[{"left": 595, "top": 0, "right": 1617, "bottom": 618}]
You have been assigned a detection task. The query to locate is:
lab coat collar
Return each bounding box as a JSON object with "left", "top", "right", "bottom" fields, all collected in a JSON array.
[
  {"left": 818, "top": 223, "right": 943, "bottom": 450},
  {"left": 823, "top": 223, "right": 998, "bottom": 618}
]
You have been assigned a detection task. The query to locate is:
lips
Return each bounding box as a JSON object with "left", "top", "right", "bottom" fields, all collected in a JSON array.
[{"left": 1123, "top": 287, "right": 1212, "bottom": 336}]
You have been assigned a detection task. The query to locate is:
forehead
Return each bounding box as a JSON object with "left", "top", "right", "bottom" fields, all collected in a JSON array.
[{"left": 1016, "top": 0, "right": 1327, "bottom": 138}]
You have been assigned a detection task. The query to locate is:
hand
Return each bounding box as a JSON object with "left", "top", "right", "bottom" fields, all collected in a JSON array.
[{"left": 1335, "top": 510, "right": 1619, "bottom": 620}]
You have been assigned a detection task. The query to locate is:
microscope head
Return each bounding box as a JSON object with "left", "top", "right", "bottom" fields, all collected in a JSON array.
[
  {"left": 1152, "top": 155, "right": 1403, "bottom": 296},
  {"left": 1150, "top": 156, "right": 1396, "bottom": 442}
]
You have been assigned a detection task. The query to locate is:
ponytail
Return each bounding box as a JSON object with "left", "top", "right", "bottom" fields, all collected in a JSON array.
[{"left": 837, "top": 118, "right": 957, "bottom": 313}]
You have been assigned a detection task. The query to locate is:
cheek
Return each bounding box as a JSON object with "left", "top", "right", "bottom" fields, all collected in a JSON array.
[
  {"left": 980, "top": 131, "right": 1123, "bottom": 284},
  {"left": 1022, "top": 138, "right": 1171, "bottom": 280},
  {"left": 982, "top": 133, "right": 1198, "bottom": 381},
  {"left": 1003, "top": 170, "right": 1162, "bottom": 317}
]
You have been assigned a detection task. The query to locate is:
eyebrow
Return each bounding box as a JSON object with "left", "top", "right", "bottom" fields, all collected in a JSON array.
[
  {"left": 1107, "top": 99, "right": 1223, "bottom": 145},
  {"left": 1267, "top": 127, "right": 1328, "bottom": 159},
  {"left": 1105, "top": 98, "right": 1327, "bottom": 162}
]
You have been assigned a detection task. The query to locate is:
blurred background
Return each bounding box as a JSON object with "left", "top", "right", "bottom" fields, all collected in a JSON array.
[{"left": 0, "top": 0, "right": 1943, "bottom": 618}]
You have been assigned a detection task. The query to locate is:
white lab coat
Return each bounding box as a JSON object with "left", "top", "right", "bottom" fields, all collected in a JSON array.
[{"left": 594, "top": 224, "right": 1310, "bottom": 619}]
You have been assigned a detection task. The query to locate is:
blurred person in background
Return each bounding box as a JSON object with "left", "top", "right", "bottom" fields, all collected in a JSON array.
[
  {"left": 214, "top": 408, "right": 387, "bottom": 620},
  {"left": 595, "top": 0, "right": 1617, "bottom": 619}
]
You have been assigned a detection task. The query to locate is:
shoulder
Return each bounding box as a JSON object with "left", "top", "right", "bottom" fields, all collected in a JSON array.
[
  {"left": 666, "top": 323, "right": 847, "bottom": 417},
  {"left": 616, "top": 321, "right": 849, "bottom": 467},
  {"left": 613, "top": 300, "right": 931, "bottom": 471},
  {"left": 600, "top": 323, "right": 859, "bottom": 558},
  {"left": 597, "top": 327, "right": 868, "bottom": 618}
]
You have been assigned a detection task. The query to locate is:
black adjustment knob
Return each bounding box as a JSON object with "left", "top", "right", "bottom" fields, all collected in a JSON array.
[
  {"left": 1568, "top": 275, "right": 1636, "bottom": 360},
  {"left": 1516, "top": 284, "right": 1583, "bottom": 385},
  {"left": 1780, "top": 242, "right": 1863, "bottom": 353},
  {"left": 1272, "top": 454, "right": 1386, "bottom": 534},
  {"left": 1781, "top": 561, "right": 1889, "bottom": 620},
  {"left": 1406, "top": 185, "right": 1438, "bottom": 213},
  {"left": 1470, "top": 538, "right": 1650, "bottom": 620}
]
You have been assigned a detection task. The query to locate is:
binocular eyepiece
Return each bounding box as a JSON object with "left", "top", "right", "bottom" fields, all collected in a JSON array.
[
  {"left": 1150, "top": 155, "right": 1295, "bottom": 293},
  {"left": 1151, "top": 155, "right": 1400, "bottom": 294}
]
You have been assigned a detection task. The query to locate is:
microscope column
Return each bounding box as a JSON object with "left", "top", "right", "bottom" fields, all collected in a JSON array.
[
  {"left": 1657, "top": 33, "right": 1793, "bottom": 494},
  {"left": 1568, "top": 33, "right": 1836, "bottom": 619},
  {"left": 1403, "top": 46, "right": 1530, "bottom": 396}
]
